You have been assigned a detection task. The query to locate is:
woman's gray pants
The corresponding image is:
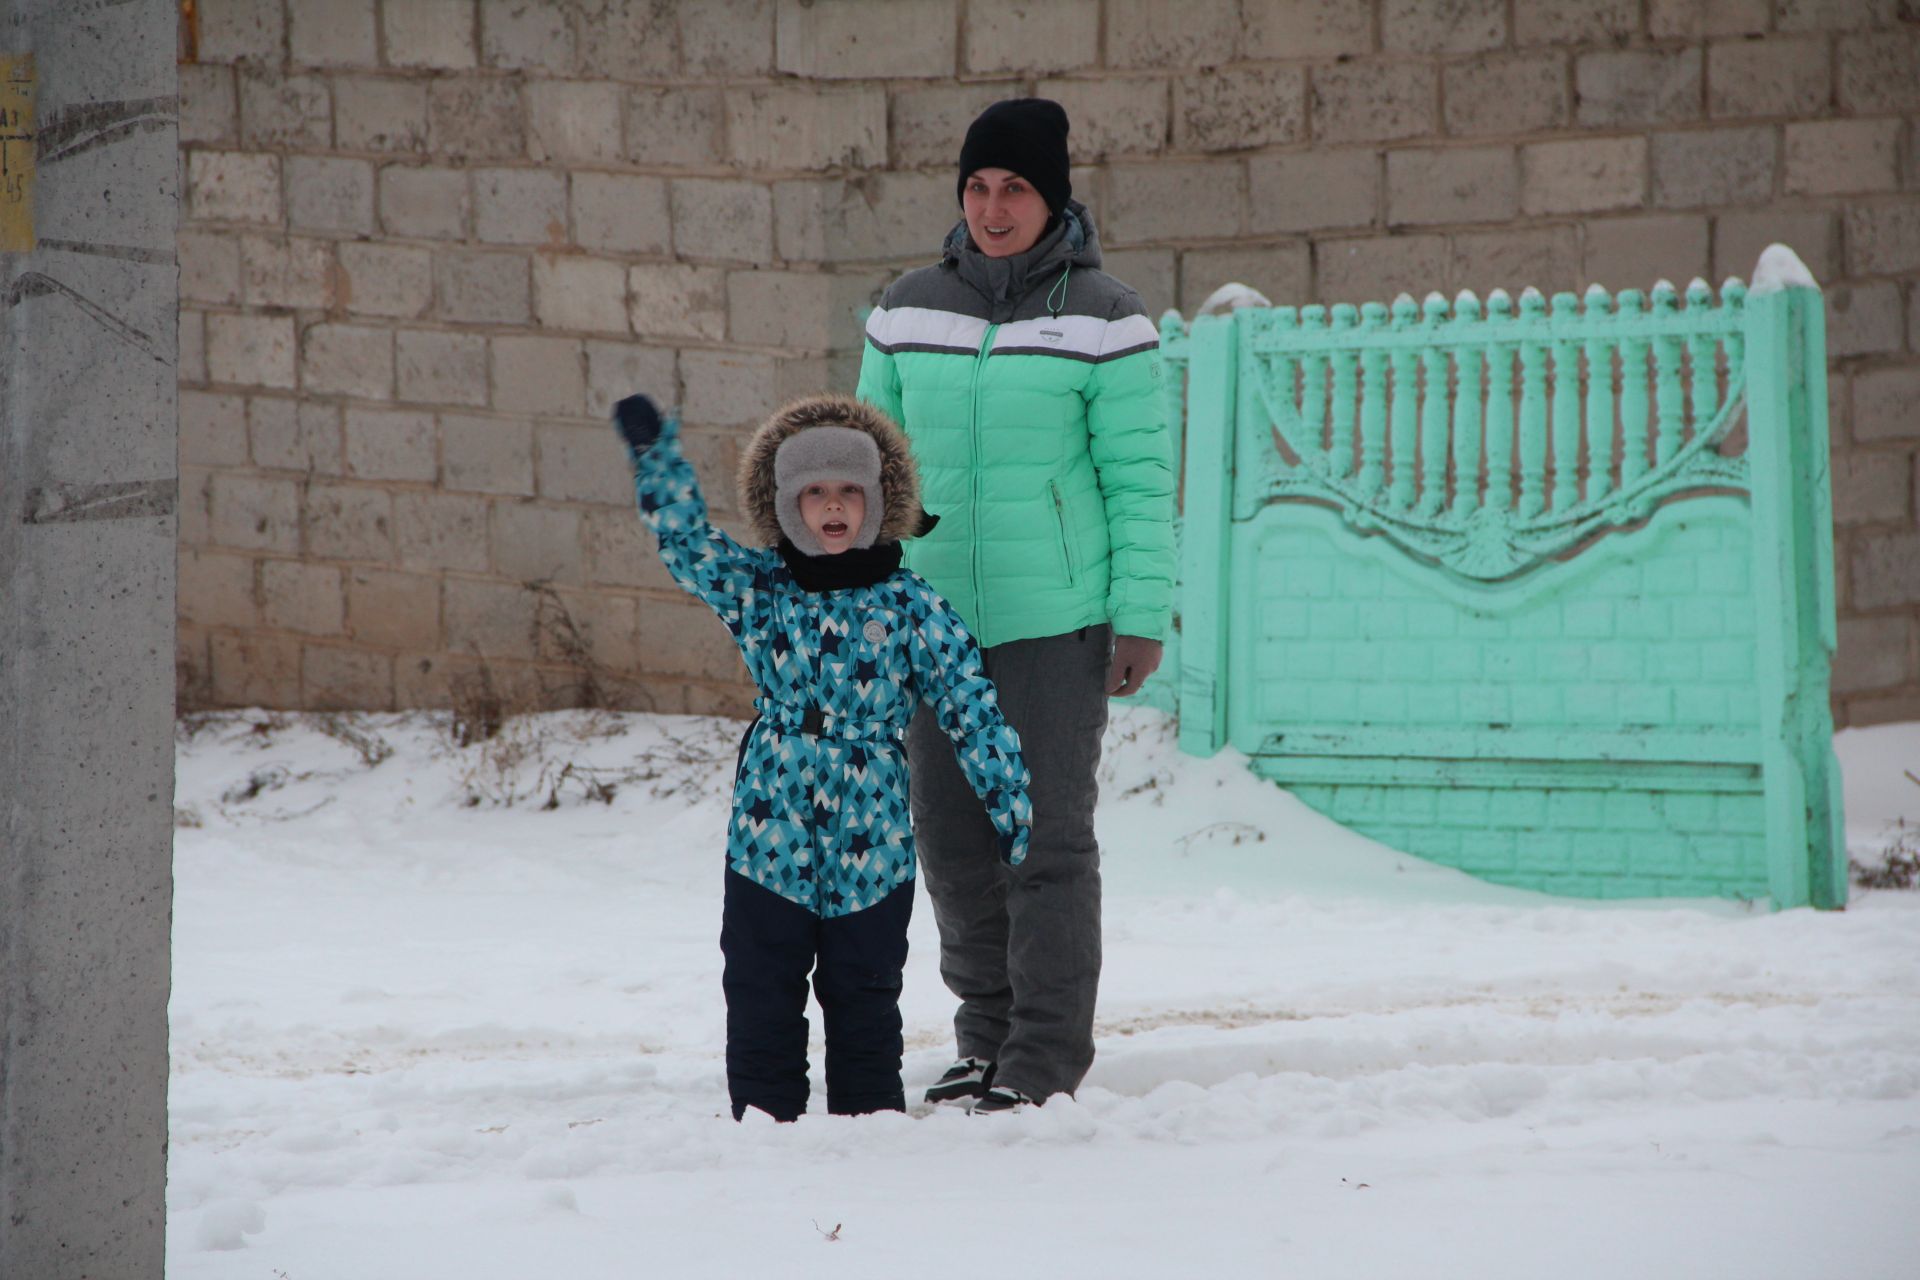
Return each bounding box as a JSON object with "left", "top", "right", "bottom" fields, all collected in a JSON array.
[{"left": 907, "top": 624, "right": 1110, "bottom": 1101}]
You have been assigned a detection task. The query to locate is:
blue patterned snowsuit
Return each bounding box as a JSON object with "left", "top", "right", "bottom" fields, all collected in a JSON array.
[{"left": 630, "top": 418, "right": 1030, "bottom": 1118}]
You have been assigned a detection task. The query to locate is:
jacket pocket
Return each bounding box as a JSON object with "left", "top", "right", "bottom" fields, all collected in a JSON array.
[{"left": 1049, "top": 480, "right": 1079, "bottom": 587}]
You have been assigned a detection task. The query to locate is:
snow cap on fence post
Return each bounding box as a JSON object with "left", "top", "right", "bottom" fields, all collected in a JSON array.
[
  {"left": 1195, "top": 282, "right": 1272, "bottom": 317},
  {"left": 1749, "top": 243, "right": 1820, "bottom": 296}
]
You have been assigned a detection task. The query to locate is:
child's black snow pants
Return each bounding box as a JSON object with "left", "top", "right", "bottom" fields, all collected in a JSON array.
[{"left": 720, "top": 871, "right": 915, "bottom": 1122}]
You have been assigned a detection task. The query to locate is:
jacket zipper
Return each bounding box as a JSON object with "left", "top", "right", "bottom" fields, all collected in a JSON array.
[
  {"left": 969, "top": 322, "right": 998, "bottom": 636},
  {"left": 1049, "top": 480, "right": 1078, "bottom": 586}
]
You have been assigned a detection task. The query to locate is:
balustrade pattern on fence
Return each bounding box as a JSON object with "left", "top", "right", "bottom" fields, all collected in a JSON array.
[{"left": 1153, "top": 246, "right": 1843, "bottom": 908}]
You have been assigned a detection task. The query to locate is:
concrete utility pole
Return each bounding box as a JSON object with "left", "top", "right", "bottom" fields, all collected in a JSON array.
[{"left": 0, "top": 0, "right": 176, "bottom": 1274}]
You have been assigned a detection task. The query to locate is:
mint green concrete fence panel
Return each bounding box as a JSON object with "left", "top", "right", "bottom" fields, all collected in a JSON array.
[{"left": 1163, "top": 255, "right": 1844, "bottom": 908}]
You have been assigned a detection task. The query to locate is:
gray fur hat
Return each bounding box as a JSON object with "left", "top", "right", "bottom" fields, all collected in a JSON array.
[
  {"left": 739, "top": 395, "right": 925, "bottom": 551},
  {"left": 773, "top": 425, "right": 883, "bottom": 553}
]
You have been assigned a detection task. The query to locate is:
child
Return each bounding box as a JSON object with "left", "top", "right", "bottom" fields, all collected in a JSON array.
[{"left": 613, "top": 392, "right": 1032, "bottom": 1122}]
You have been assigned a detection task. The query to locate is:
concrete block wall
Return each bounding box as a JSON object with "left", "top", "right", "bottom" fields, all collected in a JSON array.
[{"left": 176, "top": 0, "right": 1920, "bottom": 727}]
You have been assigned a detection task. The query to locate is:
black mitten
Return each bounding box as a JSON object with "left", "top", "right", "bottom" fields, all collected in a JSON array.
[
  {"left": 1000, "top": 821, "right": 1031, "bottom": 867},
  {"left": 613, "top": 394, "right": 664, "bottom": 454}
]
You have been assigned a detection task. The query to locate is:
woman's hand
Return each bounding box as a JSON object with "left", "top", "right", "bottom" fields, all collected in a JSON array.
[{"left": 1107, "top": 634, "right": 1163, "bottom": 697}]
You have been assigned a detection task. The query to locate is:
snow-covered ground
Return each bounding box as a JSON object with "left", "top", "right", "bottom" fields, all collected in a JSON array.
[{"left": 168, "top": 709, "right": 1920, "bottom": 1278}]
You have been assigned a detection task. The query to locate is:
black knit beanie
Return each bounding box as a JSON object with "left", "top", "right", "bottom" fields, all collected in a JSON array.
[{"left": 956, "top": 98, "right": 1072, "bottom": 215}]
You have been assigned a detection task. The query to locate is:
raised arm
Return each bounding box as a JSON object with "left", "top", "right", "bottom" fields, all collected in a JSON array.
[
  {"left": 616, "top": 395, "right": 761, "bottom": 636},
  {"left": 907, "top": 582, "right": 1033, "bottom": 865}
]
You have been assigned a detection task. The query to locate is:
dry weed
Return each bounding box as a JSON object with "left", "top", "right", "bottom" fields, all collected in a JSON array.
[
  {"left": 530, "top": 581, "right": 609, "bottom": 708},
  {"left": 1850, "top": 770, "right": 1920, "bottom": 891},
  {"left": 455, "top": 712, "right": 736, "bottom": 811},
  {"left": 1853, "top": 819, "right": 1920, "bottom": 891},
  {"left": 449, "top": 660, "right": 508, "bottom": 748},
  {"left": 312, "top": 713, "right": 394, "bottom": 768}
]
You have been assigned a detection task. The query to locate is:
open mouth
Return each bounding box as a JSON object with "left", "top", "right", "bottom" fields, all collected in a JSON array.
[
  {"left": 821, "top": 521, "right": 848, "bottom": 537},
  {"left": 984, "top": 225, "right": 1013, "bottom": 238}
]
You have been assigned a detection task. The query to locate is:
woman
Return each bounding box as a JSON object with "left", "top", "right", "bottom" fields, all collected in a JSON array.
[{"left": 855, "top": 98, "right": 1174, "bottom": 1113}]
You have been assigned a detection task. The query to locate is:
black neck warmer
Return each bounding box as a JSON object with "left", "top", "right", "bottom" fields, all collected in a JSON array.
[{"left": 778, "top": 538, "right": 903, "bottom": 593}]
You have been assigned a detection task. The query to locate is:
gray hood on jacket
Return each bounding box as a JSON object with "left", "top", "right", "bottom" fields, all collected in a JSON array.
[{"left": 941, "top": 200, "right": 1103, "bottom": 322}]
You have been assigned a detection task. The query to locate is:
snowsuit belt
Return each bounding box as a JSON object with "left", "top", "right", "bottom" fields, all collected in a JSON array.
[{"left": 754, "top": 698, "right": 906, "bottom": 745}]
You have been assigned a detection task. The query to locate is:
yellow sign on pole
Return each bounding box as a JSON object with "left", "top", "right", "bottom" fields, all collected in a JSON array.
[{"left": 1, "top": 54, "right": 35, "bottom": 253}]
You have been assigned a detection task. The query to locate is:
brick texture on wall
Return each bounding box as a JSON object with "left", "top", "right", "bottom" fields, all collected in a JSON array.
[{"left": 177, "top": 0, "right": 1920, "bottom": 727}]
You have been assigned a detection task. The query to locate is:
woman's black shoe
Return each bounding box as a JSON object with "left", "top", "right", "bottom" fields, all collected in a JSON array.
[
  {"left": 924, "top": 1057, "right": 994, "bottom": 1104},
  {"left": 970, "top": 1085, "right": 1038, "bottom": 1115}
]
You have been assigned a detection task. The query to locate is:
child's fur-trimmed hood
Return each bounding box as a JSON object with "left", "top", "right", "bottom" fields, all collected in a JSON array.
[{"left": 738, "top": 395, "right": 924, "bottom": 547}]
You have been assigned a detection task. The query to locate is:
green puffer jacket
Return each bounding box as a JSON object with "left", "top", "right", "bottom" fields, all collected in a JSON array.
[{"left": 855, "top": 202, "right": 1174, "bottom": 650}]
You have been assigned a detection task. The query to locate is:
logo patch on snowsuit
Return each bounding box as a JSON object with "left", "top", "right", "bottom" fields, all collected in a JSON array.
[{"left": 862, "top": 619, "right": 887, "bottom": 644}]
